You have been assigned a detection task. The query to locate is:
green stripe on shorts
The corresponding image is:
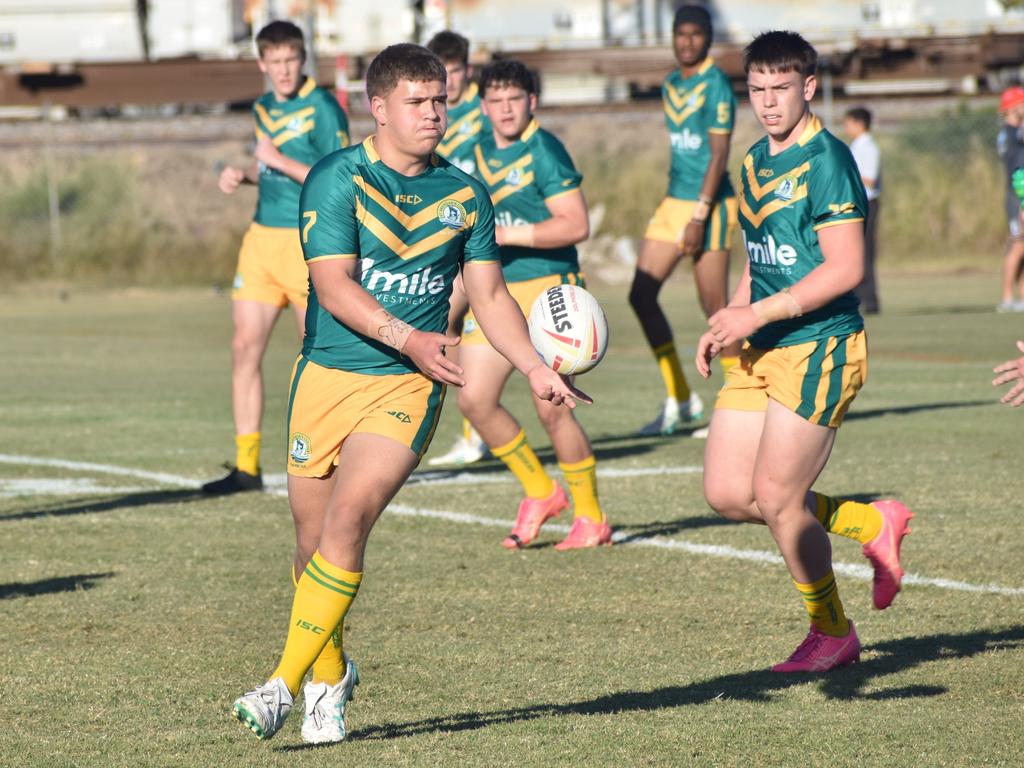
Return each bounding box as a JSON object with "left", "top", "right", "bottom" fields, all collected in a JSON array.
[
  {"left": 818, "top": 335, "right": 849, "bottom": 426},
  {"left": 796, "top": 340, "right": 829, "bottom": 421},
  {"left": 412, "top": 381, "right": 447, "bottom": 458},
  {"left": 285, "top": 355, "right": 311, "bottom": 440}
]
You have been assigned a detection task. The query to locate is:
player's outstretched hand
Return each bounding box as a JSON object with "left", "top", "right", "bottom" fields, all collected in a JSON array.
[
  {"left": 695, "top": 331, "right": 723, "bottom": 379},
  {"left": 405, "top": 332, "right": 465, "bottom": 387},
  {"left": 218, "top": 166, "right": 246, "bottom": 195},
  {"left": 527, "top": 365, "right": 592, "bottom": 409},
  {"left": 992, "top": 340, "right": 1024, "bottom": 407},
  {"left": 708, "top": 306, "right": 759, "bottom": 349}
]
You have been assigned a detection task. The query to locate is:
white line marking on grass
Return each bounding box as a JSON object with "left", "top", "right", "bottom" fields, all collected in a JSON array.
[
  {"left": 386, "top": 504, "right": 1024, "bottom": 597},
  {"left": 0, "top": 478, "right": 152, "bottom": 498},
  {"left": 0, "top": 454, "right": 197, "bottom": 487},
  {"left": 2, "top": 454, "right": 1022, "bottom": 597}
]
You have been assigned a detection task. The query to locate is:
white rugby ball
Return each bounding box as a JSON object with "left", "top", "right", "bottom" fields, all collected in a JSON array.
[{"left": 528, "top": 283, "right": 609, "bottom": 375}]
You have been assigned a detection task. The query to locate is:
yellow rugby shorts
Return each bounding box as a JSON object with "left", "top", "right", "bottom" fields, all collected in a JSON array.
[
  {"left": 232, "top": 222, "right": 309, "bottom": 308},
  {"left": 462, "top": 272, "right": 583, "bottom": 345},
  {"left": 715, "top": 331, "right": 868, "bottom": 428},
  {"left": 644, "top": 196, "right": 738, "bottom": 253},
  {"left": 286, "top": 357, "right": 446, "bottom": 477}
]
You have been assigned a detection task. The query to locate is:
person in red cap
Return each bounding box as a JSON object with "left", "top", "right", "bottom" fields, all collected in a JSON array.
[{"left": 996, "top": 85, "right": 1024, "bottom": 311}]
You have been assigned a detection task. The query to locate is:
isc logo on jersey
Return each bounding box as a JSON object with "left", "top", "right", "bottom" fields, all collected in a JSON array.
[
  {"left": 669, "top": 128, "right": 703, "bottom": 151},
  {"left": 743, "top": 232, "right": 798, "bottom": 267},
  {"left": 360, "top": 257, "right": 446, "bottom": 303}
]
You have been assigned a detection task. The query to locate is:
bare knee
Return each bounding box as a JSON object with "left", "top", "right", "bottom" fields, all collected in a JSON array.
[
  {"left": 704, "top": 478, "right": 755, "bottom": 522},
  {"left": 231, "top": 329, "right": 265, "bottom": 368},
  {"left": 457, "top": 386, "right": 492, "bottom": 423}
]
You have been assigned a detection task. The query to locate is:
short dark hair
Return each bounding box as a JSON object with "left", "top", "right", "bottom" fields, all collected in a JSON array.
[
  {"left": 479, "top": 59, "right": 536, "bottom": 97},
  {"left": 365, "top": 43, "right": 446, "bottom": 99},
  {"left": 743, "top": 30, "right": 817, "bottom": 77},
  {"left": 426, "top": 30, "right": 470, "bottom": 65},
  {"left": 255, "top": 20, "right": 305, "bottom": 58},
  {"left": 845, "top": 106, "right": 872, "bottom": 130}
]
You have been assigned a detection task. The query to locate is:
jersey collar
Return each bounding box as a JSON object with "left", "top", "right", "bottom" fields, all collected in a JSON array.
[
  {"left": 679, "top": 57, "right": 714, "bottom": 80},
  {"left": 520, "top": 117, "right": 540, "bottom": 143},
  {"left": 363, "top": 135, "right": 381, "bottom": 163},
  {"left": 363, "top": 134, "right": 441, "bottom": 169},
  {"left": 797, "top": 113, "right": 824, "bottom": 146},
  {"left": 297, "top": 77, "right": 317, "bottom": 99}
]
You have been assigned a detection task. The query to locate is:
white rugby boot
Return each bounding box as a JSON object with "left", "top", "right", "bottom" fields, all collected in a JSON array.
[
  {"left": 301, "top": 656, "right": 360, "bottom": 744},
  {"left": 426, "top": 427, "right": 487, "bottom": 466},
  {"left": 638, "top": 392, "right": 704, "bottom": 436},
  {"left": 232, "top": 677, "right": 293, "bottom": 740}
]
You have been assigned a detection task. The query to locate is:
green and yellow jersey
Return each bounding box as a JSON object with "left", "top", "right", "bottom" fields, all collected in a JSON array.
[
  {"left": 436, "top": 82, "right": 489, "bottom": 176},
  {"left": 472, "top": 119, "right": 583, "bottom": 283},
  {"left": 299, "top": 137, "right": 499, "bottom": 375},
  {"left": 739, "top": 115, "right": 867, "bottom": 348},
  {"left": 662, "top": 57, "right": 735, "bottom": 201},
  {"left": 253, "top": 78, "right": 350, "bottom": 228}
]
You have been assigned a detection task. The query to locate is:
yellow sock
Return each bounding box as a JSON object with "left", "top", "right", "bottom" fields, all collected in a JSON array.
[
  {"left": 491, "top": 428, "right": 554, "bottom": 499},
  {"left": 652, "top": 342, "right": 690, "bottom": 401},
  {"left": 271, "top": 552, "right": 361, "bottom": 695},
  {"left": 235, "top": 432, "right": 261, "bottom": 476},
  {"left": 559, "top": 456, "right": 603, "bottom": 524},
  {"left": 292, "top": 566, "right": 346, "bottom": 686},
  {"left": 719, "top": 355, "right": 740, "bottom": 373},
  {"left": 794, "top": 571, "right": 850, "bottom": 637},
  {"left": 811, "top": 492, "right": 882, "bottom": 544},
  {"left": 462, "top": 418, "right": 474, "bottom": 442}
]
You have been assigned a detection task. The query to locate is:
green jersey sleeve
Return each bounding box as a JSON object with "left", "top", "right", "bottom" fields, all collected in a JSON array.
[
  {"left": 706, "top": 72, "right": 735, "bottom": 134},
  {"left": 463, "top": 181, "right": 500, "bottom": 263},
  {"left": 311, "top": 93, "right": 350, "bottom": 155},
  {"left": 533, "top": 134, "right": 583, "bottom": 200},
  {"left": 299, "top": 156, "right": 359, "bottom": 261},
  {"left": 808, "top": 144, "right": 868, "bottom": 231}
]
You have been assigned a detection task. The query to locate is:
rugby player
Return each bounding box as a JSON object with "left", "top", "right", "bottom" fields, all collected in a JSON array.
[
  {"left": 697, "top": 31, "right": 913, "bottom": 672},
  {"left": 457, "top": 59, "right": 611, "bottom": 550},
  {"left": 996, "top": 86, "right": 1024, "bottom": 312},
  {"left": 203, "top": 20, "right": 349, "bottom": 495},
  {"left": 629, "top": 4, "right": 739, "bottom": 437},
  {"left": 425, "top": 29, "right": 491, "bottom": 466},
  {"left": 231, "top": 43, "right": 586, "bottom": 742}
]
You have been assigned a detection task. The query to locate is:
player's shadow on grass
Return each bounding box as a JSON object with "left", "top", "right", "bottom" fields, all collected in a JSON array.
[
  {"left": 612, "top": 515, "right": 736, "bottom": 541},
  {"left": 311, "top": 625, "right": 1024, "bottom": 745},
  {"left": 846, "top": 399, "right": 991, "bottom": 422},
  {"left": 0, "top": 571, "right": 115, "bottom": 600},
  {"left": 0, "top": 489, "right": 204, "bottom": 522}
]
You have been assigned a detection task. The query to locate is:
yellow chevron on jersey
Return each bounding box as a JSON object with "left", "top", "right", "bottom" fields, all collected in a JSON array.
[{"left": 664, "top": 80, "right": 709, "bottom": 126}]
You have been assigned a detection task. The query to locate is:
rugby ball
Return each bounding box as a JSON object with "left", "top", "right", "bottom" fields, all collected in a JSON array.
[{"left": 528, "top": 284, "right": 609, "bottom": 375}]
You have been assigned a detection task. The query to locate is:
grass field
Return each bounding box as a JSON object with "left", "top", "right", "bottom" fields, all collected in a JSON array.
[{"left": 2, "top": 273, "right": 1023, "bottom": 767}]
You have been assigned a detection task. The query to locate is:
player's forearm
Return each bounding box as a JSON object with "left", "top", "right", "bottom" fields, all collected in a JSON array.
[
  {"left": 242, "top": 162, "right": 260, "bottom": 184},
  {"left": 271, "top": 155, "right": 312, "bottom": 185},
  {"left": 471, "top": 289, "right": 544, "bottom": 376},
  {"left": 698, "top": 143, "right": 730, "bottom": 205},
  {"left": 499, "top": 214, "right": 588, "bottom": 250},
  {"left": 783, "top": 258, "right": 862, "bottom": 316},
  {"left": 317, "top": 275, "right": 415, "bottom": 352}
]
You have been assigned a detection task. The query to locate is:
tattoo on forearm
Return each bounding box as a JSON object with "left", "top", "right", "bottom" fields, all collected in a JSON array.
[{"left": 368, "top": 308, "right": 413, "bottom": 352}]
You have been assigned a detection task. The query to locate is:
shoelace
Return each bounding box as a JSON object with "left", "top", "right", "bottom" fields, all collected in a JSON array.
[{"left": 786, "top": 629, "right": 823, "bottom": 662}]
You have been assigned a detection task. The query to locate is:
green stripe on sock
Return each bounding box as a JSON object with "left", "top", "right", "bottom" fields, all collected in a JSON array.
[
  {"left": 304, "top": 567, "right": 358, "bottom": 598},
  {"left": 309, "top": 558, "right": 360, "bottom": 591}
]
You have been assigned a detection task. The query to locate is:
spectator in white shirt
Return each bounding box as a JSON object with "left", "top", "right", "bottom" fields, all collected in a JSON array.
[{"left": 844, "top": 107, "right": 881, "bottom": 314}]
